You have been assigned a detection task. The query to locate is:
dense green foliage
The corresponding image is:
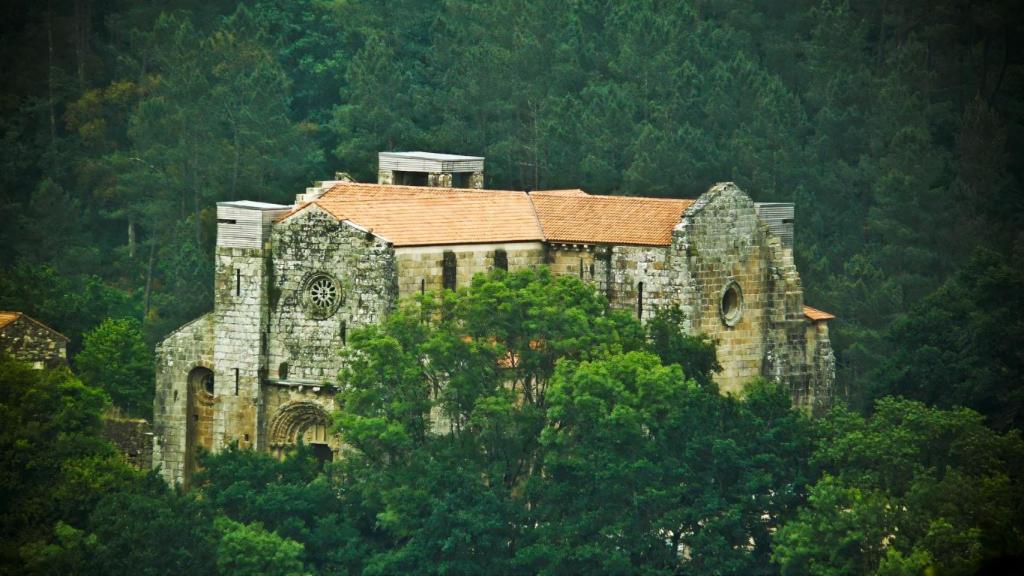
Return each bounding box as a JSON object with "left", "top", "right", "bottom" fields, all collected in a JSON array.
[
  {"left": 774, "top": 398, "right": 1024, "bottom": 575},
  {"left": 4, "top": 271, "right": 1024, "bottom": 575},
  {"left": 75, "top": 317, "right": 153, "bottom": 418},
  {"left": 0, "top": 355, "right": 137, "bottom": 574}
]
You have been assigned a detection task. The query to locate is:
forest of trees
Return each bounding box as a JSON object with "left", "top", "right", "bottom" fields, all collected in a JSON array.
[{"left": 2, "top": 0, "right": 1023, "bottom": 574}]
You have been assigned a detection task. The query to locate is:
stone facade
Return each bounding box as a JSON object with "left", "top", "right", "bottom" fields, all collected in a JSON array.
[
  {"left": 153, "top": 173, "right": 836, "bottom": 486},
  {"left": 395, "top": 242, "right": 546, "bottom": 297},
  {"left": 102, "top": 416, "right": 154, "bottom": 471},
  {"left": 0, "top": 312, "right": 69, "bottom": 369}
]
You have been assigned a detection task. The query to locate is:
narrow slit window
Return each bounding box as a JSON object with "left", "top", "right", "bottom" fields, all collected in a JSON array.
[
  {"left": 235, "top": 269, "right": 241, "bottom": 296},
  {"left": 578, "top": 257, "right": 584, "bottom": 279},
  {"left": 420, "top": 278, "right": 425, "bottom": 295},
  {"left": 442, "top": 250, "right": 457, "bottom": 291},
  {"left": 636, "top": 281, "right": 644, "bottom": 320},
  {"left": 234, "top": 368, "right": 240, "bottom": 395},
  {"left": 341, "top": 320, "right": 347, "bottom": 345},
  {"left": 494, "top": 249, "right": 508, "bottom": 272}
]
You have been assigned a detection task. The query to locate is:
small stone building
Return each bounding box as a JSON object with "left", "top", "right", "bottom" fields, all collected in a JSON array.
[
  {"left": 0, "top": 311, "right": 69, "bottom": 369},
  {"left": 153, "top": 151, "right": 836, "bottom": 487}
]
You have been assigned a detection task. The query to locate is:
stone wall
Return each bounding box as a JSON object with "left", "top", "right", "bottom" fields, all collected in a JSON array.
[
  {"left": 153, "top": 313, "right": 215, "bottom": 487},
  {"left": 211, "top": 245, "right": 268, "bottom": 458},
  {"left": 669, "top": 183, "right": 774, "bottom": 393},
  {"left": 103, "top": 416, "right": 153, "bottom": 471},
  {"left": 666, "top": 182, "right": 834, "bottom": 408},
  {"left": 804, "top": 321, "right": 836, "bottom": 415},
  {"left": 395, "top": 242, "right": 545, "bottom": 299},
  {"left": 268, "top": 206, "right": 398, "bottom": 384},
  {"left": 262, "top": 383, "right": 342, "bottom": 458},
  {"left": 0, "top": 316, "right": 67, "bottom": 369},
  {"left": 596, "top": 245, "right": 674, "bottom": 321}
]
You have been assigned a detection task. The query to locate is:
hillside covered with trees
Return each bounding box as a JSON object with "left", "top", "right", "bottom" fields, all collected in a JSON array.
[{"left": 2, "top": 0, "right": 1024, "bottom": 574}]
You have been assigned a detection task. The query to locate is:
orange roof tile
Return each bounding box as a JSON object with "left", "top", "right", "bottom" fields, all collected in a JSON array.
[
  {"left": 291, "top": 183, "right": 544, "bottom": 247},
  {"left": 530, "top": 191, "right": 693, "bottom": 246},
  {"left": 0, "top": 311, "right": 19, "bottom": 330},
  {"left": 280, "top": 183, "right": 695, "bottom": 248},
  {"left": 803, "top": 305, "right": 835, "bottom": 321}
]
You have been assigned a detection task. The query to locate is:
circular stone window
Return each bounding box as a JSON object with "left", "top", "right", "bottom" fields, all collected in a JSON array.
[
  {"left": 302, "top": 273, "right": 342, "bottom": 319},
  {"left": 720, "top": 281, "right": 744, "bottom": 327}
]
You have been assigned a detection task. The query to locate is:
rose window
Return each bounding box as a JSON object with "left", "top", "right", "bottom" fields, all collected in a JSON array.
[
  {"left": 309, "top": 277, "right": 338, "bottom": 309},
  {"left": 301, "top": 273, "right": 342, "bottom": 319}
]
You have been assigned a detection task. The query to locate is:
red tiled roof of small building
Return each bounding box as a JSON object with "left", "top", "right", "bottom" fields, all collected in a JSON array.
[{"left": 0, "top": 311, "right": 19, "bottom": 330}]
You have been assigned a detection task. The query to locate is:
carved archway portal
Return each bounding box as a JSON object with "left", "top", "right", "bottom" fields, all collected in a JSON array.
[{"left": 267, "top": 401, "right": 340, "bottom": 467}]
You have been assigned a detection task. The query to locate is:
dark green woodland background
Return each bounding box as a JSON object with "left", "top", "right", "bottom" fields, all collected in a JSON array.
[{"left": 2, "top": 1, "right": 1023, "bottom": 574}]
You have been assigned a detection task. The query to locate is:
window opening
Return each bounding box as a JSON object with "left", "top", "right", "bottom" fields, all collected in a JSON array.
[
  {"left": 720, "top": 281, "right": 744, "bottom": 327},
  {"left": 235, "top": 269, "right": 241, "bottom": 296},
  {"left": 341, "top": 320, "right": 347, "bottom": 345},
  {"left": 443, "top": 250, "right": 457, "bottom": 290},
  {"left": 309, "top": 277, "right": 338, "bottom": 309},
  {"left": 494, "top": 249, "right": 508, "bottom": 272},
  {"left": 637, "top": 281, "right": 644, "bottom": 319},
  {"left": 234, "top": 368, "right": 240, "bottom": 395}
]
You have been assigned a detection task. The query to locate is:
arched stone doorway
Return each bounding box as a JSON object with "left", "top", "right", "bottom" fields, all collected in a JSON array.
[
  {"left": 185, "top": 366, "right": 215, "bottom": 487},
  {"left": 266, "top": 401, "right": 340, "bottom": 469}
]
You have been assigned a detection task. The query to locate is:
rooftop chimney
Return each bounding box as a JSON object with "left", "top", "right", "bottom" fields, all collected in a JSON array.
[{"left": 378, "top": 151, "right": 485, "bottom": 189}]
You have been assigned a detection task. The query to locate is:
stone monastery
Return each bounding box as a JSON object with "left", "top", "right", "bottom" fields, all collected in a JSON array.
[{"left": 154, "top": 151, "right": 836, "bottom": 487}]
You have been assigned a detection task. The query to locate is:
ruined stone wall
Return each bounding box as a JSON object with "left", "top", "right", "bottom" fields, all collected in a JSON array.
[
  {"left": 394, "top": 242, "right": 545, "bottom": 299},
  {"left": 153, "top": 313, "right": 215, "bottom": 487},
  {"left": 268, "top": 206, "right": 397, "bottom": 385},
  {"left": 0, "top": 317, "right": 67, "bottom": 368},
  {"left": 804, "top": 321, "right": 836, "bottom": 415},
  {"left": 668, "top": 182, "right": 834, "bottom": 410},
  {"left": 103, "top": 416, "right": 153, "bottom": 471},
  {"left": 670, "top": 183, "right": 782, "bottom": 394}
]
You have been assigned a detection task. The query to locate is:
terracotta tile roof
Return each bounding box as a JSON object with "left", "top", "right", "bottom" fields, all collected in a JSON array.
[
  {"left": 0, "top": 311, "right": 19, "bottom": 330},
  {"left": 534, "top": 189, "right": 589, "bottom": 196},
  {"left": 803, "top": 305, "right": 835, "bottom": 322},
  {"left": 279, "top": 183, "right": 694, "bottom": 248},
  {"left": 530, "top": 191, "right": 693, "bottom": 246},
  {"left": 298, "top": 183, "right": 544, "bottom": 247}
]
